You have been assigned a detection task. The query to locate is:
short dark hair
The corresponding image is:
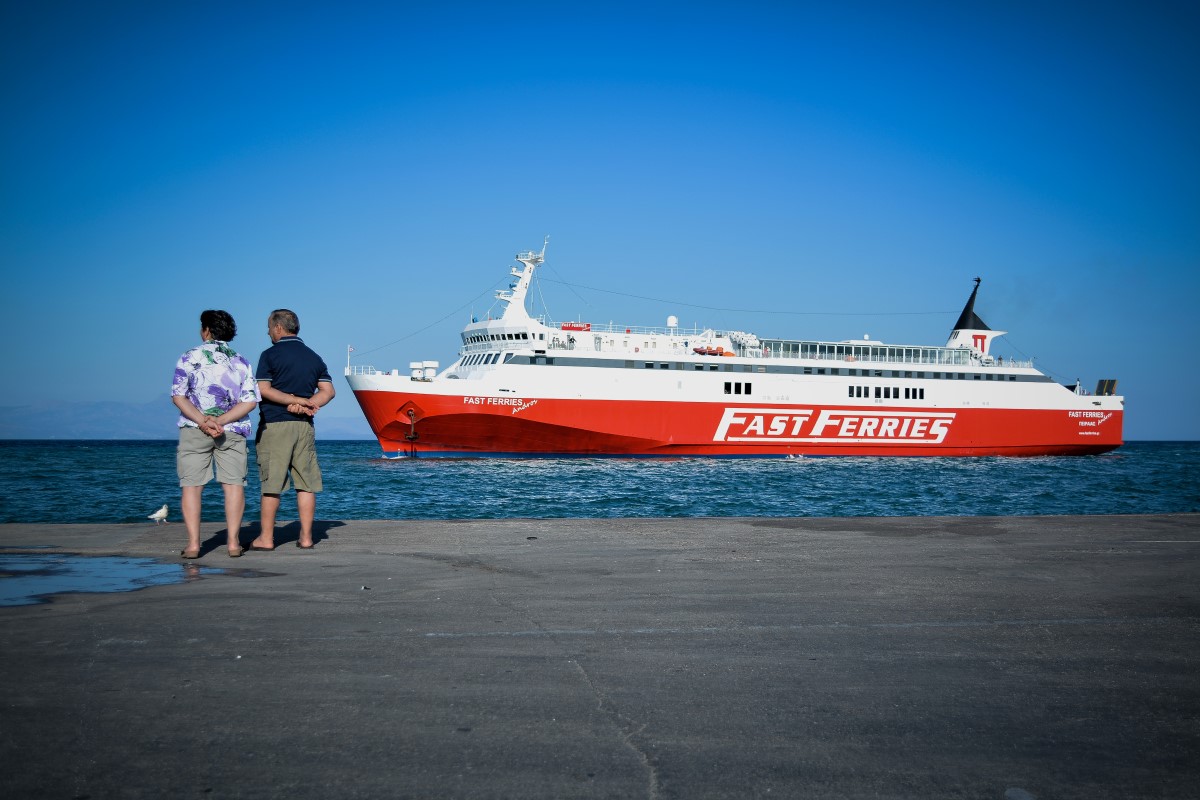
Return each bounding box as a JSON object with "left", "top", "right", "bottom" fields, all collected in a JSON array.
[
  {"left": 201, "top": 309, "right": 237, "bottom": 342},
  {"left": 269, "top": 309, "right": 300, "bottom": 335}
]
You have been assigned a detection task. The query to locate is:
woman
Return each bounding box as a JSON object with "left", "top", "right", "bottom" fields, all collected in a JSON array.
[{"left": 170, "top": 310, "right": 260, "bottom": 558}]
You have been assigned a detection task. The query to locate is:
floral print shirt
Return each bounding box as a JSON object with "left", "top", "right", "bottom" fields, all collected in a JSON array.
[{"left": 171, "top": 341, "right": 260, "bottom": 437}]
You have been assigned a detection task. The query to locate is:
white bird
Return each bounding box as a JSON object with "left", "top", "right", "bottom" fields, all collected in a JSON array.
[{"left": 148, "top": 504, "right": 168, "bottom": 525}]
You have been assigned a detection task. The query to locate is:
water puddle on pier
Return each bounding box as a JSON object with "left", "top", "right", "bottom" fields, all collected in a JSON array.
[{"left": 0, "top": 552, "right": 274, "bottom": 607}]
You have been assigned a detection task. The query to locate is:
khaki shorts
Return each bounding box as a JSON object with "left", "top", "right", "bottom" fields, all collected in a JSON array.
[
  {"left": 177, "top": 426, "right": 248, "bottom": 487},
  {"left": 256, "top": 421, "right": 323, "bottom": 494}
]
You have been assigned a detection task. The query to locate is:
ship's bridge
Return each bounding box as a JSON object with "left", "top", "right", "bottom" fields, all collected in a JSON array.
[
  {"left": 461, "top": 323, "right": 542, "bottom": 350},
  {"left": 459, "top": 315, "right": 739, "bottom": 358}
]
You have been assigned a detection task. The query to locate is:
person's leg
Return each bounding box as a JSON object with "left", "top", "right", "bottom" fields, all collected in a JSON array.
[
  {"left": 211, "top": 432, "right": 247, "bottom": 555},
  {"left": 177, "top": 427, "right": 213, "bottom": 557},
  {"left": 181, "top": 484, "right": 203, "bottom": 556},
  {"left": 250, "top": 424, "right": 290, "bottom": 550},
  {"left": 254, "top": 493, "right": 281, "bottom": 549},
  {"left": 221, "top": 482, "right": 245, "bottom": 554},
  {"left": 289, "top": 423, "right": 322, "bottom": 549},
  {"left": 296, "top": 490, "right": 315, "bottom": 547}
]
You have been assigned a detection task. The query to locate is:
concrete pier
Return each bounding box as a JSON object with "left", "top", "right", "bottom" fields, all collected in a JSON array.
[{"left": 2, "top": 514, "right": 1198, "bottom": 799}]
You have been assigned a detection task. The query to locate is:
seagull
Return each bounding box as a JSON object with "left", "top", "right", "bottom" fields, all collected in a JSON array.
[{"left": 148, "top": 504, "right": 169, "bottom": 525}]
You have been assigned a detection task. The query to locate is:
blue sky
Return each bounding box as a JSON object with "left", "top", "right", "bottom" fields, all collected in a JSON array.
[{"left": 2, "top": 1, "right": 1197, "bottom": 440}]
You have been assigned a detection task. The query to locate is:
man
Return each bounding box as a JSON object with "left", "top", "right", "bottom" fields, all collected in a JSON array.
[
  {"left": 171, "top": 310, "right": 260, "bottom": 559},
  {"left": 247, "top": 309, "right": 335, "bottom": 551}
]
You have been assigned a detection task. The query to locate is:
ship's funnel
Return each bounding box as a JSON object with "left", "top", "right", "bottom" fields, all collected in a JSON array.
[{"left": 947, "top": 278, "right": 1005, "bottom": 356}]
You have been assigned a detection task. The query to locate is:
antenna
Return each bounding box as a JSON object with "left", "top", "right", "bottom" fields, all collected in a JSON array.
[{"left": 540, "top": 235, "right": 549, "bottom": 259}]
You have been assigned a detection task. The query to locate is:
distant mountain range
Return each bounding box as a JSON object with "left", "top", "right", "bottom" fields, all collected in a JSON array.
[{"left": 0, "top": 399, "right": 374, "bottom": 440}]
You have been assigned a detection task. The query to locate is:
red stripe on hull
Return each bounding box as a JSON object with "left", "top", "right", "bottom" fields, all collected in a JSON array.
[{"left": 351, "top": 390, "right": 1123, "bottom": 457}]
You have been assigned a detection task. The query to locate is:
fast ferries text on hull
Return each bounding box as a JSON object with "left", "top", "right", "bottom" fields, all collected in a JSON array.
[{"left": 346, "top": 243, "right": 1124, "bottom": 458}]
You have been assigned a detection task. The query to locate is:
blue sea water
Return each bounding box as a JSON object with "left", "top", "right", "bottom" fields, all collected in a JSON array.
[{"left": 1, "top": 440, "right": 1197, "bottom": 524}]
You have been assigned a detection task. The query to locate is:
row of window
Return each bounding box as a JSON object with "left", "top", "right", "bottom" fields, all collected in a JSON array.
[
  {"left": 462, "top": 353, "right": 1029, "bottom": 384},
  {"left": 464, "top": 332, "right": 539, "bottom": 344},
  {"left": 848, "top": 368, "right": 1013, "bottom": 382},
  {"left": 724, "top": 382, "right": 752, "bottom": 395},
  {"left": 645, "top": 361, "right": 722, "bottom": 371},
  {"left": 462, "top": 352, "right": 512, "bottom": 366},
  {"left": 850, "top": 385, "right": 926, "bottom": 400}
]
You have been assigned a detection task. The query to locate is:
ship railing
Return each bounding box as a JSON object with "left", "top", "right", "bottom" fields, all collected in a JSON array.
[
  {"left": 757, "top": 348, "right": 1033, "bottom": 368},
  {"left": 565, "top": 321, "right": 714, "bottom": 337},
  {"left": 347, "top": 365, "right": 379, "bottom": 376}
]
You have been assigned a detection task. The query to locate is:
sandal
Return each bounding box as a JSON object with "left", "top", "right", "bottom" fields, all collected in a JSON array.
[
  {"left": 227, "top": 546, "right": 244, "bottom": 558},
  {"left": 181, "top": 549, "right": 201, "bottom": 559}
]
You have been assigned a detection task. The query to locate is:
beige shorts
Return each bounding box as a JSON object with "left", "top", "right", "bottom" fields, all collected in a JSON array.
[
  {"left": 256, "top": 421, "right": 323, "bottom": 494},
  {"left": 177, "top": 426, "right": 248, "bottom": 487}
]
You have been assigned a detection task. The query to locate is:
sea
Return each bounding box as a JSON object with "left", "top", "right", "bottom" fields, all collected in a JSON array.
[{"left": 1, "top": 440, "right": 1197, "bottom": 524}]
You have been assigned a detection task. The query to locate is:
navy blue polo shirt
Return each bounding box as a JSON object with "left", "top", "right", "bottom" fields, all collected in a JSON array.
[{"left": 256, "top": 336, "right": 332, "bottom": 425}]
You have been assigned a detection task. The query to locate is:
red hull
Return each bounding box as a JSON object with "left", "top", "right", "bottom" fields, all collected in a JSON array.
[{"left": 351, "top": 390, "right": 1123, "bottom": 458}]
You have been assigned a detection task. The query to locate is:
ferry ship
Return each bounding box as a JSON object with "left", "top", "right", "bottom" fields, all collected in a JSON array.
[{"left": 346, "top": 242, "right": 1123, "bottom": 457}]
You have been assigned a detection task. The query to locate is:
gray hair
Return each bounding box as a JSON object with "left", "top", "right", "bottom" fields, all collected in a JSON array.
[{"left": 269, "top": 309, "right": 299, "bottom": 335}]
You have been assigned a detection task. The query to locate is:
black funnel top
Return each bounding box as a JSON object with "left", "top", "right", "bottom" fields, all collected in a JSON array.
[{"left": 952, "top": 277, "right": 990, "bottom": 332}]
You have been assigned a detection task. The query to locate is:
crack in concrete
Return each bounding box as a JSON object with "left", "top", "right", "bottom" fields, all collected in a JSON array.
[
  {"left": 569, "top": 657, "right": 660, "bottom": 800},
  {"left": 481, "top": 575, "right": 660, "bottom": 799}
]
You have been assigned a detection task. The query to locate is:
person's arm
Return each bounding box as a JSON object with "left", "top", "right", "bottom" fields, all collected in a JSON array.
[
  {"left": 310, "top": 380, "right": 336, "bottom": 410},
  {"left": 172, "top": 395, "right": 223, "bottom": 436},
  {"left": 258, "top": 381, "right": 321, "bottom": 417},
  {"left": 214, "top": 400, "right": 257, "bottom": 429}
]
